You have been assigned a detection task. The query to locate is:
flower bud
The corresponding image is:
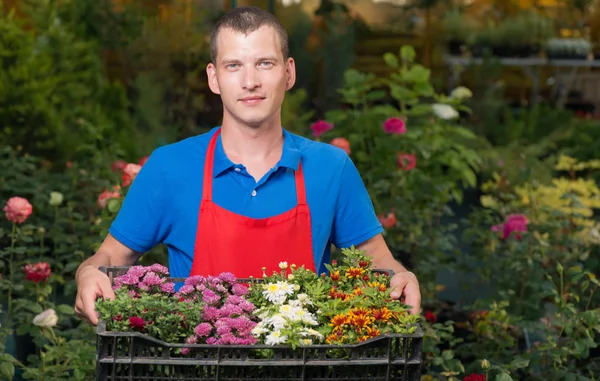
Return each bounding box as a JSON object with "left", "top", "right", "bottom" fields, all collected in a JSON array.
[
  {"left": 49, "top": 191, "right": 64, "bottom": 206},
  {"left": 481, "top": 359, "right": 490, "bottom": 370}
]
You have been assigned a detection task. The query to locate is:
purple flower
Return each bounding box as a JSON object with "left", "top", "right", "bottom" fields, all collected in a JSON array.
[
  {"left": 207, "top": 276, "right": 222, "bottom": 288},
  {"left": 178, "top": 285, "right": 195, "bottom": 295},
  {"left": 117, "top": 273, "right": 140, "bottom": 286},
  {"left": 202, "top": 289, "right": 221, "bottom": 305},
  {"left": 195, "top": 283, "right": 207, "bottom": 292},
  {"left": 227, "top": 295, "right": 243, "bottom": 305},
  {"left": 238, "top": 300, "right": 255, "bottom": 313},
  {"left": 219, "top": 303, "right": 243, "bottom": 318},
  {"left": 218, "top": 272, "right": 237, "bottom": 284},
  {"left": 232, "top": 284, "right": 249, "bottom": 296},
  {"left": 202, "top": 306, "right": 220, "bottom": 321},
  {"left": 194, "top": 322, "right": 212, "bottom": 337},
  {"left": 206, "top": 337, "right": 217, "bottom": 345},
  {"left": 185, "top": 275, "right": 205, "bottom": 287},
  {"left": 215, "top": 284, "right": 228, "bottom": 294},
  {"left": 150, "top": 264, "right": 169, "bottom": 275},
  {"left": 237, "top": 336, "right": 258, "bottom": 345},
  {"left": 160, "top": 282, "right": 175, "bottom": 293},
  {"left": 216, "top": 324, "right": 231, "bottom": 336},
  {"left": 142, "top": 272, "right": 162, "bottom": 287}
]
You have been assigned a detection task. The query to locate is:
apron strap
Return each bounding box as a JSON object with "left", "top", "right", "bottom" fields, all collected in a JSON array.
[
  {"left": 295, "top": 162, "right": 307, "bottom": 205},
  {"left": 202, "top": 128, "right": 220, "bottom": 202}
]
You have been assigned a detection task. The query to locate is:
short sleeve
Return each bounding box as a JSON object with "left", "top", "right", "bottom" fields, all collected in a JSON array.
[
  {"left": 330, "top": 157, "right": 383, "bottom": 248},
  {"left": 108, "top": 150, "right": 168, "bottom": 253}
]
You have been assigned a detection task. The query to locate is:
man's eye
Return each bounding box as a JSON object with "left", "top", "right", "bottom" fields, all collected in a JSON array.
[{"left": 260, "top": 62, "right": 273, "bottom": 67}]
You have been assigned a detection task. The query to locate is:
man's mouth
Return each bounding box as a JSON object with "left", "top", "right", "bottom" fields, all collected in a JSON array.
[{"left": 239, "top": 96, "right": 265, "bottom": 105}]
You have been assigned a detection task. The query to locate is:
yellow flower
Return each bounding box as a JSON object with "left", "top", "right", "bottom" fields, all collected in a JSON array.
[{"left": 346, "top": 267, "right": 365, "bottom": 278}]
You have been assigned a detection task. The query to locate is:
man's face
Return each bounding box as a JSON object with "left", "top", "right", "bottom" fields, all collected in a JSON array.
[{"left": 206, "top": 25, "right": 295, "bottom": 128}]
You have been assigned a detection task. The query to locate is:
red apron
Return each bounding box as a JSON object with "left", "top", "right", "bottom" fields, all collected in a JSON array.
[{"left": 190, "top": 128, "right": 316, "bottom": 278}]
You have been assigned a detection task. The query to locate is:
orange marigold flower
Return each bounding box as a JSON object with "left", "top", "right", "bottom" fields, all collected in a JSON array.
[
  {"left": 353, "top": 287, "right": 363, "bottom": 296},
  {"left": 329, "top": 314, "right": 350, "bottom": 330},
  {"left": 358, "top": 335, "right": 369, "bottom": 342},
  {"left": 366, "top": 326, "right": 381, "bottom": 337},
  {"left": 372, "top": 307, "right": 393, "bottom": 322},
  {"left": 330, "top": 270, "right": 341, "bottom": 281},
  {"left": 325, "top": 333, "right": 339, "bottom": 344},
  {"left": 358, "top": 260, "right": 370, "bottom": 268},
  {"left": 378, "top": 284, "right": 387, "bottom": 292},
  {"left": 346, "top": 267, "right": 365, "bottom": 278},
  {"left": 350, "top": 314, "right": 375, "bottom": 328},
  {"left": 350, "top": 307, "right": 370, "bottom": 318}
]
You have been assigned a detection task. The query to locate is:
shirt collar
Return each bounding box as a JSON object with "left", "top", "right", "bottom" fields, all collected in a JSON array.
[{"left": 212, "top": 128, "right": 301, "bottom": 178}]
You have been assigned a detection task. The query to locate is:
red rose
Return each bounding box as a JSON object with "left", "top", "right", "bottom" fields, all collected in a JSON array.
[
  {"left": 24, "top": 262, "right": 51, "bottom": 283},
  {"left": 397, "top": 153, "right": 417, "bottom": 171},
  {"left": 310, "top": 120, "right": 334, "bottom": 137},
  {"left": 129, "top": 316, "right": 146, "bottom": 329},
  {"left": 330, "top": 137, "right": 351, "bottom": 155},
  {"left": 383, "top": 117, "right": 407, "bottom": 135},
  {"left": 464, "top": 373, "right": 486, "bottom": 381},
  {"left": 425, "top": 310, "right": 437, "bottom": 323}
]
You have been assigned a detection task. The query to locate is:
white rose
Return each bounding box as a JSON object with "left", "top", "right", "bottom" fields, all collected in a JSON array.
[
  {"left": 33, "top": 309, "right": 59, "bottom": 328},
  {"left": 432, "top": 103, "right": 459, "bottom": 120},
  {"left": 449, "top": 86, "right": 473, "bottom": 100},
  {"left": 49, "top": 192, "right": 64, "bottom": 206}
]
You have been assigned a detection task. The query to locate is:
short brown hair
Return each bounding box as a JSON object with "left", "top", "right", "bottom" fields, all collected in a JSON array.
[{"left": 209, "top": 6, "right": 289, "bottom": 64}]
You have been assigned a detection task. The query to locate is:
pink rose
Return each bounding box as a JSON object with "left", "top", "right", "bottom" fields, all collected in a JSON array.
[
  {"left": 491, "top": 214, "right": 528, "bottom": 240},
  {"left": 310, "top": 120, "right": 334, "bottom": 137},
  {"left": 98, "top": 188, "right": 121, "bottom": 208},
  {"left": 122, "top": 163, "right": 142, "bottom": 187},
  {"left": 112, "top": 160, "right": 127, "bottom": 172},
  {"left": 378, "top": 212, "right": 397, "bottom": 229},
  {"left": 397, "top": 153, "right": 417, "bottom": 171},
  {"left": 3, "top": 197, "right": 33, "bottom": 224},
  {"left": 383, "top": 117, "right": 406, "bottom": 135},
  {"left": 330, "top": 137, "right": 351, "bottom": 155}
]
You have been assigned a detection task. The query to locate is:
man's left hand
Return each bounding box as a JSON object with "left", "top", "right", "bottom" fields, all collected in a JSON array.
[{"left": 389, "top": 271, "right": 421, "bottom": 315}]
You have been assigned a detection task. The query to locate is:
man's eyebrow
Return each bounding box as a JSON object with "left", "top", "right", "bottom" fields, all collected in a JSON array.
[
  {"left": 220, "top": 59, "right": 241, "bottom": 65},
  {"left": 256, "top": 56, "right": 279, "bottom": 62}
]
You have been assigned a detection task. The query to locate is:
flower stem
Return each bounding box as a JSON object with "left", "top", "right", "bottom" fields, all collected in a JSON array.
[{"left": 8, "top": 223, "right": 16, "bottom": 318}]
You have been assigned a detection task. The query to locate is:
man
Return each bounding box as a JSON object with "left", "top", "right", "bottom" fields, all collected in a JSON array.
[{"left": 75, "top": 6, "right": 420, "bottom": 325}]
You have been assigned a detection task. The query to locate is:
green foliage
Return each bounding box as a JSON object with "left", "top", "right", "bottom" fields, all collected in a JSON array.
[
  {"left": 318, "top": 46, "right": 481, "bottom": 291},
  {"left": 0, "top": 2, "right": 140, "bottom": 162}
]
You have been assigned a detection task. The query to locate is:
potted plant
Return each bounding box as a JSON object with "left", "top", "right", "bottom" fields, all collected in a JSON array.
[
  {"left": 443, "top": 10, "right": 475, "bottom": 56},
  {"left": 546, "top": 38, "right": 592, "bottom": 59}
]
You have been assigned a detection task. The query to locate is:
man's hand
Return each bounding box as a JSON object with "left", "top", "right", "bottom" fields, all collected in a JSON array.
[
  {"left": 74, "top": 266, "right": 115, "bottom": 326},
  {"left": 389, "top": 271, "right": 421, "bottom": 315}
]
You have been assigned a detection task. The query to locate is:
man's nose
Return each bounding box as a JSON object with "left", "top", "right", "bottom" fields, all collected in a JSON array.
[{"left": 242, "top": 66, "right": 260, "bottom": 90}]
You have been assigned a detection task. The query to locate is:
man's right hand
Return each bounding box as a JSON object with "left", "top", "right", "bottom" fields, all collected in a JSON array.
[{"left": 74, "top": 266, "right": 115, "bottom": 326}]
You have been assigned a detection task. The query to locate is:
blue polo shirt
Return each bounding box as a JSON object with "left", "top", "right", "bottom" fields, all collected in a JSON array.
[{"left": 109, "top": 127, "right": 383, "bottom": 278}]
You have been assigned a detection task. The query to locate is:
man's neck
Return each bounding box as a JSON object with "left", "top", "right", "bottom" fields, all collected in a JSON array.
[{"left": 219, "top": 116, "right": 284, "bottom": 180}]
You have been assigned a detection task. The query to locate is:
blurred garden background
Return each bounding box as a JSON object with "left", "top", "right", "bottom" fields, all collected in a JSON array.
[{"left": 1, "top": 0, "right": 600, "bottom": 379}]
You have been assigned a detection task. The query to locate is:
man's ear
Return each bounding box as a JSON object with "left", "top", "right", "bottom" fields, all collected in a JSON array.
[
  {"left": 206, "top": 63, "right": 221, "bottom": 95},
  {"left": 285, "top": 57, "right": 296, "bottom": 91}
]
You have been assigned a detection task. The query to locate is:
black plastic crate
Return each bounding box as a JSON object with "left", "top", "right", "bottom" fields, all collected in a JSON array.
[{"left": 96, "top": 266, "right": 423, "bottom": 381}]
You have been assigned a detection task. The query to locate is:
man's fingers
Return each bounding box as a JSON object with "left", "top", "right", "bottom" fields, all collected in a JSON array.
[
  {"left": 389, "top": 276, "right": 407, "bottom": 299},
  {"left": 98, "top": 276, "right": 116, "bottom": 301},
  {"left": 403, "top": 281, "right": 421, "bottom": 315},
  {"left": 82, "top": 288, "right": 101, "bottom": 326}
]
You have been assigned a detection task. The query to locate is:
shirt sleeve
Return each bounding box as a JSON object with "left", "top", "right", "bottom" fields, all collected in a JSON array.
[
  {"left": 330, "top": 156, "right": 383, "bottom": 248},
  {"left": 108, "top": 150, "right": 169, "bottom": 253}
]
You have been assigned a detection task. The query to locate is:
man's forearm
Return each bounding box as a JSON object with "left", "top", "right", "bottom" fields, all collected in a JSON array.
[{"left": 371, "top": 252, "right": 409, "bottom": 275}]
